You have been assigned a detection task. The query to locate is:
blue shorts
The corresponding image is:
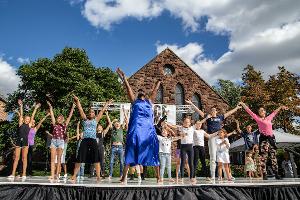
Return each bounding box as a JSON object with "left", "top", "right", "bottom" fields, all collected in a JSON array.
[{"left": 50, "top": 139, "right": 65, "bottom": 149}]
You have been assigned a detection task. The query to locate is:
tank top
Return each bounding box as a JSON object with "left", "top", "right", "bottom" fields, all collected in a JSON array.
[
  {"left": 28, "top": 128, "right": 36, "bottom": 146},
  {"left": 18, "top": 124, "right": 30, "bottom": 139}
]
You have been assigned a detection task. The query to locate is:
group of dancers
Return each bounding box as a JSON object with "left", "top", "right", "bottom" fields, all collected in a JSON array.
[{"left": 7, "top": 67, "right": 288, "bottom": 184}]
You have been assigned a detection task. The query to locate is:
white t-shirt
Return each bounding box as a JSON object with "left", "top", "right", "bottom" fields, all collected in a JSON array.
[
  {"left": 193, "top": 129, "right": 205, "bottom": 147},
  {"left": 157, "top": 135, "right": 172, "bottom": 154},
  {"left": 180, "top": 126, "right": 194, "bottom": 144}
]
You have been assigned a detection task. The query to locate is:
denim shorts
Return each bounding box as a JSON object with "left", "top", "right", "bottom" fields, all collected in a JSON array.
[{"left": 50, "top": 139, "right": 65, "bottom": 149}]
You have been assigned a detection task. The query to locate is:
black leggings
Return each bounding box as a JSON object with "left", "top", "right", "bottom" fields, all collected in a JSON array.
[
  {"left": 27, "top": 146, "right": 33, "bottom": 176},
  {"left": 180, "top": 144, "right": 194, "bottom": 179},
  {"left": 193, "top": 146, "right": 208, "bottom": 177},
  {"left": 98, "top": 144, "right": 105, "bottom": 176}
]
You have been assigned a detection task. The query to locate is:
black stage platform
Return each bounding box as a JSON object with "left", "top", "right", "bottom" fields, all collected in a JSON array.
[{"left": 0, "top": 177, "right": 299, "bottom": 200}]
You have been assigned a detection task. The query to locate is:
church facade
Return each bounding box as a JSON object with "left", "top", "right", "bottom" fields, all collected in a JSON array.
[{"left": 127, "top": 48, "right": 229, "bottom": 120}]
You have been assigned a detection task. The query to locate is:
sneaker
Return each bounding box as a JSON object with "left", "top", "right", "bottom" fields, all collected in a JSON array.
[
  {"left": 63, "top": 174, "right": 68, "bottom": 179},
  {"left": 21, "top": 176, "right": 27, "bottom": 182},
  {"left": 7, "top": 175, "right": 15, "bottom": 180},
  {"left": 80, "top": 176, "right": 84, "bottom": 181}
]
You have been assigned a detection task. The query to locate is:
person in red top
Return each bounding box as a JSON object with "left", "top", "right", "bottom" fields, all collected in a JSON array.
[
  {"left": 47, "top": 101, "right": 75, "bottom": 180},
  {"left": 239, "top": 102, "right": 288, "bottom": 179}
]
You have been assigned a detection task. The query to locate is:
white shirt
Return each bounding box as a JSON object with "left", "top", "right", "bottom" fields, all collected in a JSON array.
[
  {"left": 180, "top": 126, "right": 194, "bottom": 144},
  {"left": 157, "top": 135, "right": 172, "bottom": 154},
  {"left": 193, "top": 129, "right": 205, "bottom": 147},
  {"left": 216, "top": 138, "right": 230, "bottom": 152}
]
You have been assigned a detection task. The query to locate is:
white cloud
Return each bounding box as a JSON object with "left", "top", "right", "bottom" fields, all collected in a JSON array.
[
  {"left": 79, "top": 0, "right": 300, "bottom": 82},
  {"left": 17, "top": 57, "right": 30, "bottom": 64},
  {"left": 0, "top": 57, "right": 20, "bottom": 96},
  {"left": 82, "top": 0, "right": 163, "bottom": 30}
]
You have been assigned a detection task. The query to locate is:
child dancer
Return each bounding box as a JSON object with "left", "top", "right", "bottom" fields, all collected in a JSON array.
[
  {"left": 245, "top": 151, "right": 256, "bottom": 179},
  {"left": 157, "top": 128, "right": 181, "bottom": 183},
  {"left": 8, "top": 100, "right": 40, "bottom": 181},
  {"left": 216, "top": 129, "right": 231, "bottom": 181},
  {"left": 47, "top": 101, "right": 75, "bottom": 180}
]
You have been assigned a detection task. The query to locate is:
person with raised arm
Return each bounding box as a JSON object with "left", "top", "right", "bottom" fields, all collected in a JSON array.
[
  {"left": 8, "top": 99, "right": 41, "bottom": 181},
  {"left": 71, "top": 95, "right": 112, "bottom": 182},
  {"left": 239, "top": 101, "right": 288, "bottom": 180},
  {"left": 47, "top": 101, "right": 75, "bottom": 180},
  {"left": 27, "top": 112, "right": 50, "bottom": 176},
  {"left": 116, "top": 68, "right": 162, "bottom": 183},
  {"left": 185, "top": 99, "right": 241, "bottom": 181}
]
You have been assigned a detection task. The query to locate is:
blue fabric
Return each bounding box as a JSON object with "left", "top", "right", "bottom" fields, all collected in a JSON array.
[
  {"left": 206, "top": 115, "right": 225, "bottom": 134},
  {"left": 82, "top": 119, "right": 97, "bottom": 139},
  {"left": 109, "top": 145, "right": 124, "bottom": 177},
  {"left": 125, "top": 99, "right": 160, "bottom": 166}
]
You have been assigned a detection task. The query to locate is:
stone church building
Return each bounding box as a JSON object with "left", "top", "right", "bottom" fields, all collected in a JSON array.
[{"left": 127, "top": 48, "right": 229, "bottom": 121}]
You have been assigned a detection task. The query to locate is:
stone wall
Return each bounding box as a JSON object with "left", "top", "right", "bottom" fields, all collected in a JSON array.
[{"left": 127, "top": 48, "right": 229, "bottom": 113}]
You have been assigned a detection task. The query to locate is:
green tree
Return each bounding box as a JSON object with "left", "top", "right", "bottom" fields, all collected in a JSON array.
[
  {"left": 213, "top": 79, "right": 242, "bottom": 108},
  {"left": 266, "top": 66, "right": 300, "bottom": 134},
  {"left": 1, "top": 47, "right": 125, "bottom": 173}
]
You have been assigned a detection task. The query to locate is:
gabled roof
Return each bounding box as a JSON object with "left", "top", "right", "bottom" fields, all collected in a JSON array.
[{"left": 129, "top": 48, "right": 229, "bottom": 105}]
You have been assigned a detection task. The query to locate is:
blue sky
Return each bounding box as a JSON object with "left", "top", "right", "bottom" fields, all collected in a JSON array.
[
  {"left": 0, "top": 0, "right": 299, "bottom": 95},
  {"left": 0, "top": 0, "right": 228, "bottom": 74}
]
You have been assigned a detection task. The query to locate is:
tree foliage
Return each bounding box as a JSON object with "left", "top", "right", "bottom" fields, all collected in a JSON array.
[{"left": 1, "top": 47, "right": 125, "bottom": 171}]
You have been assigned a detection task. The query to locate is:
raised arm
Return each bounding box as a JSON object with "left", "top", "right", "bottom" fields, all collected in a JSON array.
[
  {"left": 30, "top": 103, "right": 41, "bottom": 126},
  {"left": 235, "top": 120, "right": 242, "bottom": 133},
  {"left": 17, "top": 99, "right": 23, "bottom": 127},
  {"left": 35, "top": 113, "right": 50, "bottom": 132},
  {"left": 116, "top": 68, "right": 135, "bottom": 102},
  {"left": 96, "top": 99, "right": 113, "bottom": 123},
  {"left": 47, "top": 101, "right": 56, "bottom": 124},
  {"left": 224, "top": 105, "right": 241, "bottom": 119},
  {"left": 76, "top": 121, "right": 81, "bottom": 140},
  {"left": 204, "top": 130, "right": 218, "bottom": 139},
  {"left": 149, "top": 80, "right": 161, "bottom": 102},
  {"left": 73, "top": 95, "right": 87, "bottom": 120},
  {"left": 239, "top": 101, "right": 260, "bottom": 121},
  {"left": 65, "top": 103, "right": 76, "bottom": 127},
  {"left": 227, "top": 130, "right": 237, "bottom": 137},
  {"left": 105, "top": 111, "right": 113, "bottom": 129},
  {"left": 185, "top": 99, "right": 205, "bottom": 118},
  {"left": 267, "top": 105, "right": 288, "bottom": 120}
]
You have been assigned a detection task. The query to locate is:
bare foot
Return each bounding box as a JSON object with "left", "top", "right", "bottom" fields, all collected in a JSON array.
[
  {"left": 169, "top": 178, "right": 175, "bottom": 183},
  {"left": 190, "top": 178, "right": 197, "bottom": 185}
]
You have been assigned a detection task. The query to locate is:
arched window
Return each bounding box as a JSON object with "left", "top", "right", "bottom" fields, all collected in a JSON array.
[
  {"left": 156, "top": 84, "right": 164, "bottom": 104},
  {"left": 175, "top": 83, "right": 185, "bottom": 123},
  {"left": 175, "top": 83, "right": 184, "bottom": 105},
  {"left": 192, "top": 93, "right": 202, "bottom": 121}
]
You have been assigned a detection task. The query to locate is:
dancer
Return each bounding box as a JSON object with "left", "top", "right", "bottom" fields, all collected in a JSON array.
[
  {"left": 245, "top": 151, "right": 256, "bottom": 179},
  {"left": 193, "top": 120, "right": 218, "bottom": 180},
  {"left": 71, "top": 95, "right": 111, "bottom": 182},
  {"left": 27, "top": 112, "right": 50, "bottom": 176},
  {"left": 8, "top": 100, "right": 41, "bottom": 181},
  {"left": 216, "top": 129, "right": 231, "bottom": 181},
  {"left": 47, "top": 101, "right": 75, "bottom": 180},
  {"left": 107, "top": 111, "right": 128, "bottom": 180},
  {"left": 116, "top": 68, "right": 161, "bottom": 183},
  {"left": 94, "top": 112, "right": 111, "bottom": 178},
  {"left": 157, "top": 128, "right": 180, "bottom": 183},
  {"left": 239, "top": 102, "right": 288, "bottom": 179},
  {"left": 236, "top": 120, "right": 259, "bottom": 151},
  {"left": 186, "top": 99, "right": 241, "bottom": 181}
]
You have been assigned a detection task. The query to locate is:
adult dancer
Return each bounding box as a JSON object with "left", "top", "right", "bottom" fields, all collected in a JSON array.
[
  {"left": 71, "top": 95, "right": 111, "bottom": 182},
  {"left": 239, "top": 102, "right": 288, "bottom": 179},
  {"left": 47, "top": 101, "right": 75, "bottom": 180},
  {"left": 8, "top": 100, "right": 40, "bottom": 181},
  {"left": 186, "top": 99, "right": 241, "bottom": 181},
  {"left": 116, "top": 68, "right": 162, "bottom": 183}
]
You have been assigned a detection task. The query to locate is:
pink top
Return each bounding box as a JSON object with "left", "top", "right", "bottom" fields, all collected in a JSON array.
[{"left": 245, "top": 107, "right": 278, "bottom": 136}]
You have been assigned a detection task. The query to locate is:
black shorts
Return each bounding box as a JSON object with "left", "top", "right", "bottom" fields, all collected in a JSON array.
[
  {"left": 15, "top": 136, "right": 28, "bottom": 147},
  {"left": 77, "top": 138, "right": 100, "bottom": 164}
]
